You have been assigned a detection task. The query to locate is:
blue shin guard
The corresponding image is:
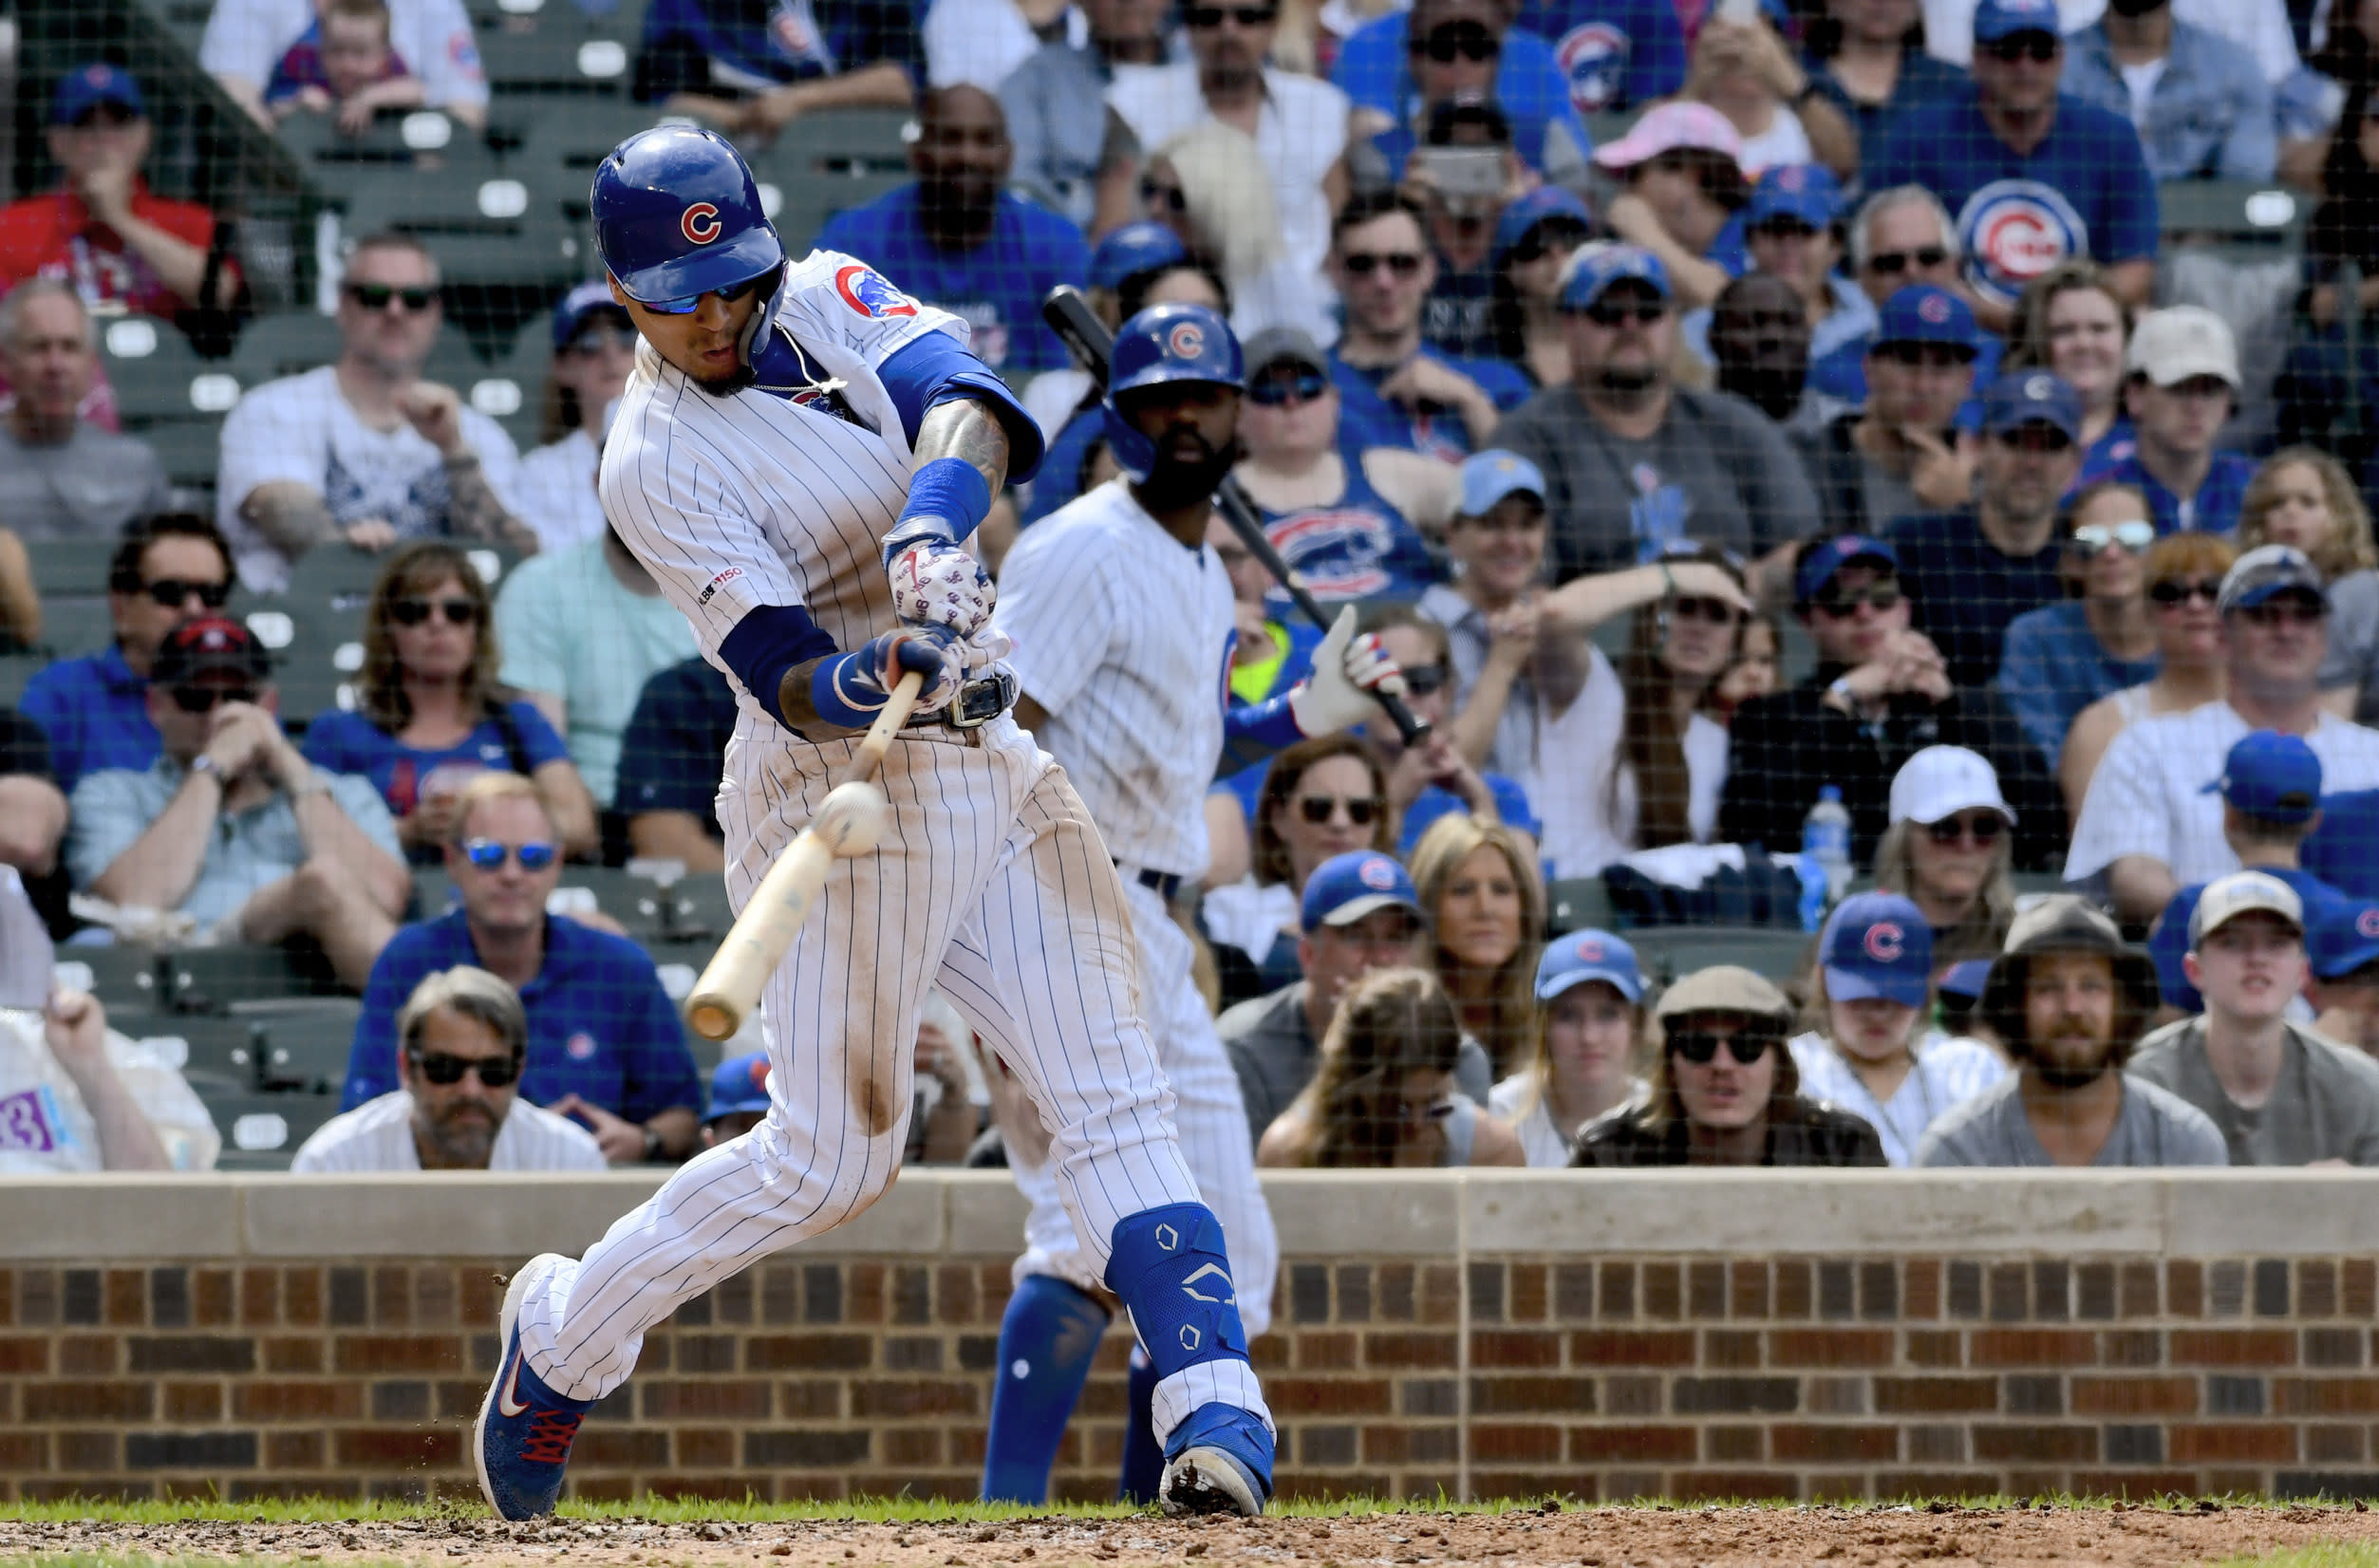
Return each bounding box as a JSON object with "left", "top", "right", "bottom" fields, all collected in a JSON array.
[
  {"left": 1105, "top": 1203, "right": 1272, "bottom": 1514},
  {"left": 982, "top": 1275, "right": 1112, "bottom": 1503},
  {"left": 1118, "top": 1346, "right": 1163, "bottom": 1503}
]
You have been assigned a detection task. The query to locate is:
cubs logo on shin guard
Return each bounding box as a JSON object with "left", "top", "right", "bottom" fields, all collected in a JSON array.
[{"left": 1103, "top": 1203, "right": 1250, "bottom": 1379}]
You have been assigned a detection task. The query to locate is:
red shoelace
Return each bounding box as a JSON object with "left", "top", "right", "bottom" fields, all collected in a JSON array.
[{"left": 520, "top": 1407, "right": 583, "bottom": 1465}]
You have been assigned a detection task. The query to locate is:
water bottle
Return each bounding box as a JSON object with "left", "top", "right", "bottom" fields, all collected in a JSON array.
[{"left": 1798, "top": 785, "right": 1853, "bottom": 931}]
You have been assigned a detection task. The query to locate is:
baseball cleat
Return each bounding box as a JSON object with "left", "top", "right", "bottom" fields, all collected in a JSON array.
[
  {"left": 1158, "top": 1402, "right": 1274, "bottom": 1517},
  {"left": 475, "top": 1254, "right": 590, "bottom": 1520}
]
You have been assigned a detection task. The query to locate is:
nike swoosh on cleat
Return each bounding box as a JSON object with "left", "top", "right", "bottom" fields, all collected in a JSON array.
[{"left": 497, "top": 1353, "right": 530, "bottom": 1419}]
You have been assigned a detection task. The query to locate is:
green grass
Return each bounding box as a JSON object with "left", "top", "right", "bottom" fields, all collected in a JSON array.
[{"left": 2218, "top": 1549, "right": 2379, "bottom": 1568}]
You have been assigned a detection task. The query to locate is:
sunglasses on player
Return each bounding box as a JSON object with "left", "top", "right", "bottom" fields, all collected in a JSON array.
[{"left": 638, "top": 270, "right": 775, "bottom": 316}]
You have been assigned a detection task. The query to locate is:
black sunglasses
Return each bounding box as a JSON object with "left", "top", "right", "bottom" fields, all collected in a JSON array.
[
  {"left": 2241, "top": 596, "right": 2327, "bottom": 626},
  {"left": 1812, "top": 583, "right": 1903, "bottom": 618},
  {"left": 1579, "top": 299, "right": 1667, "bottom": 327},
  {"left": 1508, "top": 220, "right": 1588, "bottom": 265},
  {"left": 1670, "top": 596, "right": 1740, "bottom": 625},
  {"left": 170, "top": 683, "right": 257, "bottom": 714},
  {"left": 345, "top": 282, "right": 440, "bottom": 313},
  {"left": 390, "top": 596, "right": 478, "bottom": 627},
  {"left": 408, "top": 1050, "right": 520, "bottom": 1088},
  {"left": 1296, "top": 793, "right": 1382, "bottom": 827},
  {"left": 1248, "top": 369, "right": 1328, "bottom": 406},
  {"left": 1141, "top": 178, "right": 1188, "bottom": 213},
  {"left": 1984, "top": 31, "right": 2059, "bottom": 63},
  {"left": 2149, "top": 578, "right": 2222, "bottom": 607},
  {"left": 1865, "top": 246, "right": 1950, "bottom": 276},
  {"left": 1185, "top": 3, "right": 1277, "bottom": 24},
  {"left": 1412, "top": 21, "right": 1498, "bottom": 61},
  {"left": 143, "top": 576, "right": 231, "bottom": 610},
  {"left": 1925, "top": 812, "right": 2005, "bottom": 847},
  {"left": 1401, "top": 663, "right": 1450, "bottom": 697},
  {"left": 1669, "top": 1030, "right": 1778, "bottom": 1066},
  {"left": 1341, "top": 251, "right": 1425, "bottom": 278}
]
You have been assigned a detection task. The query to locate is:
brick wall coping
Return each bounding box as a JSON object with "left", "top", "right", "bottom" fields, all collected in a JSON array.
[{"left": 6, "top": 1168, "right": 2373, "bottom": 1263}]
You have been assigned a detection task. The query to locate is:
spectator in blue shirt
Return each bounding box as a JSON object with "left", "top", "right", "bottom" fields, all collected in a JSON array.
[
  {"left": 1592, "top": 100, "right": 1751, "bottom": 311},
  {"left": 340, "top": 770, "right": 702, "bottom": 1160},
  {"left": 1328, "top": 190, "right": 1530, "bottom": 460},
  {"left": 1997, "top": 479, "right": 2163, "bottom": 767},
  {"left": 1801, "top": 0, "right": 1969, "bottom": 151},
  {"left": 816, "top": 84, "right": 1092, "bottom": 377},
  {"left": 2000, "top": 259, "right": 2134, "bottom": 470},
  {"left": 300, "top": 540, "right": 598, "bottom": 865},
  {"left": 1807, "top": 183, "right": 2004, "bottom": 415},
  {"left": 2081, "top": 306, "right": 2257, "bottom": 537},
  {"left": 1348, "top": 0, "right": 1591, "bottom": 189},
  {"left": 1866, "top": 0, "right": 2159, "bottom": 333},
  {"left": 1685, "top": 164, "right": 1877, "bottom": 379},
  {"left": 18, "top": 511, "right": 231, "bottom": 794},
  {"left": 2061, "top": 0, "right": 2276, "bottom": 183},
  {"left": 617, "top": 655, "right": 737, "bottom": 877},
  {"left": 1508, "top": 0, "right": 1685, "bottom": 116},
  {"left": 633, "top": 0, "right": 919, "bottom": 135}
]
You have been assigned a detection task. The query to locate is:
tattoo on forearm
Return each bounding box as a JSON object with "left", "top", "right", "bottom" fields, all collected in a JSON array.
[
  {"left": 912, "top": 396, "right": 1012, "bottom": 495},
  {"left": 445, "top": 457, "right": 541, "bottom": 556},
  {"left": 243, "top": 487, "right": 338, "bottom": 553}
]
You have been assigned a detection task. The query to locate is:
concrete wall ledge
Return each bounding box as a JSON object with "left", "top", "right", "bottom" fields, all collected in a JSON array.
[{"left": 6, "top": 1168, "right": 2376, "bottom": 1261}]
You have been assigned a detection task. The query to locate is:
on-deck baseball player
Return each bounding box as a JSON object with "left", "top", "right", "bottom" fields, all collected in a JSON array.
[
  {"left": 981, "top": 304, "right": 1406, "bottom": 1503},
  {"left": 473, "top": 124, "right": 1276, "bottom": 1521}
]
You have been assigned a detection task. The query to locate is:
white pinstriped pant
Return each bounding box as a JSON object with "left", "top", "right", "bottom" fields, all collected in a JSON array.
[
  {"left": 1009, "top": 877, "right": 1277, "bottom": 1340},
  {"left": 513, "top": 717, "right": 1271, "bottom": 1443}
]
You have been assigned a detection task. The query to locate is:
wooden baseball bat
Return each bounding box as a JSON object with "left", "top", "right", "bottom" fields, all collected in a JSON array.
[
  {"left": 1040, "top": 285, "right": 1430, "bottom": 746},
  {"left": 684, "top": 670, "right": 924, "bottom": 1042}
]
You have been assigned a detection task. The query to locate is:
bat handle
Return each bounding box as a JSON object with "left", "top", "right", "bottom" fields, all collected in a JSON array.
[{"left": 853, "top": 670, "right": 925, "bottom": 780}]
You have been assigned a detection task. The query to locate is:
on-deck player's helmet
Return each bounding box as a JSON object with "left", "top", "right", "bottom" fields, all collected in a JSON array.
[
  {"left": 1101, "top": 303, "right": 1244, "bottom": 482},
  {"left": 591, "top": 124, "right": 786, "bottom": 308}
]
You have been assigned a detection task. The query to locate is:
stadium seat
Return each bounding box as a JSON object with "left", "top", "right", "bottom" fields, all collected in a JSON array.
[
  {"left": 128, "top": 1015, "right": 272, "bottom": 1085},
  {"left": 24, "top": 537, "right": 117, "bottom": 598},
  {"left": 1545, "top": 877, "right": 1614, "bottom": 936},
  {"left": 230, "top": 311, "right": 344, "bottom": 386},
  {"left": 233, "top": 997, "right": 365, "bottom": 1092},
  {"left": 2158, "top": 179, "right": 2305, "bottom": 253},
  {"left": 0, "top": 652, "right": 44, "bottom": 707},
  {"left": 1626, "top": 924, "right": 1811, "bottom": 988},
  {"left": 51, "top": 947, "right": 174, "bottom": 1014},
  {"left": 197, "top": 1085, "right": 341, "bottom": 1169},
  {"left": 140, "top": 420, "right": 230, "bottom": 494},
  {"left": 98, "top": 316, "right": 235, "bottom": 422},
  {"left": 162, "top": 944, "right": 340, "bottom": 1011}
]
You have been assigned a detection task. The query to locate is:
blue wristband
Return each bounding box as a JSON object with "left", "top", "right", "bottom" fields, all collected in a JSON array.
[
  {"left": 1224, "top": 693, "right": 1305, "bottom": 749},
  {"left": 894, "top": 457, "right": 994, "bottom": 548},
  {"left": 811, "top": 652, "right": 885, "bottom": 728}
]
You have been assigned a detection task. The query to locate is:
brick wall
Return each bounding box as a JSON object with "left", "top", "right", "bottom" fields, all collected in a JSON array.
[{"left": 7, "top": 1171, "right": 2379, "bottom": 1503}]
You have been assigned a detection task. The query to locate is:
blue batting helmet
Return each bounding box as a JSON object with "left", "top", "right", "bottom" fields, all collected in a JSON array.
[
  {"left": 591, "top": 125, "right": 785, "bottom": 308},
  {"left": 1101, "top": 303, "right": 1243, "bottom": 482}
]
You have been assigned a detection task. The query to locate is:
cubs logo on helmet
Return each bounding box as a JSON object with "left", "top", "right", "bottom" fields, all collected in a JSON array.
[
  {"left": 1556, "top": 23, "right": 1629, "bottom": 117},
  {"left": 682, "top": 203, "right": 722, "bottom": 244},
  {"left": 1958, "top": 180, "right": 2088, "bottom": 309},
  {"left": 1864, "top": 923, "right": 1905, "bottom": 962},
  {"left": 834, "top": 264, "right": 918, "bottom": 320},
  {"left": 1169, "top": 321, "right": 1206, "bottom": 360}
]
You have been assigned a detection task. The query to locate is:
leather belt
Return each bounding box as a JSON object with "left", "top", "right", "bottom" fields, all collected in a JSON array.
[{"left": 1116, "top": 863, "right": 1185, "bottom": 903}]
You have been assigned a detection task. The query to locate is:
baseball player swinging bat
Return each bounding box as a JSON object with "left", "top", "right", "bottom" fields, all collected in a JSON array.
[
  {"left": 1040, "top": 285, "right": 1430, "bottom": 746},
  {"left": 683, "top": 670, "right": 923, "bottom": 1041}
]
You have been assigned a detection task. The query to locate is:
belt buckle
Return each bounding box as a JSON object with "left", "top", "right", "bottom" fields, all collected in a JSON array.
[{"left": 947, "top": 669, "right": 1013, "bottom": 729}]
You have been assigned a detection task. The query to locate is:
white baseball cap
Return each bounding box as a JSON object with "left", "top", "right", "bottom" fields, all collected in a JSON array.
[
  {"left": 1888, "top": 745, "right": 2016, "bottom": 828},
  {"left": 2188, "top": 869, "right": 2305, "bottom": 946},
  {"left": 2126, "top": 306, "right": 2241, "bottom": 390}
]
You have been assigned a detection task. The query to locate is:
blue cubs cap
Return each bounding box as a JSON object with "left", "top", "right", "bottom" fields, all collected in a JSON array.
[
  {"left": 1939, "top": 959, "right": 1994, "bottom": 1001},
  {"left": 1561, "top": 244, "right": 1672, "bottom": 311},
  {"left": 1820, "top": 891, "right": 1934, "bottom": 1009},
  {"left": 591, "top": 124, "right": 786, "bottom": 307},
  {"left": 1793, "top": 533, "right": 1899, "bottom": 607},
  {"left": 1090, "top": 221, "right": 1190, "bottom": 293},
  {"left": 2201, "top": 730, "right": 2323, "bottom": 826},
  {"left": 705, "top": 1052, "right": 772, "bottom": 1121},
  {"left": 1981, "top": 369, "right": 2083, "bottom": 442},
  {"left": 1974, "top": 0, "right": 2060, "bottom": 43},
  {"left": 550, "top": 280, "right": 631, "bottom": 350},
  {"left": 54, "top": 62, "right": 145, "bottom": 124},
  {"left": 1743, "top": 164, "right": 1843, "bottom": 233},
  {"left": 1536, "top": 929, "right": 1643, "bottom": 1003},
  {"left": 1458, "top": 450, "right": 1545, "bottom": 517},
  {"left": 1874, "top": 285, "right": 1979, "bottom": 355},
  {"left": 1493, "top": 185, "right": 1593, "bottom": 266},
  {"left": 1301, "top": 850, "right": 1426, "bottom": 934},
  {"left": 2312, "top": 896, "right": 2379, "bottom": 980}
]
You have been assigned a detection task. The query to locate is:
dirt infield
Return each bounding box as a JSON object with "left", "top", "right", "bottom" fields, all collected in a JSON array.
[{"left": 8, "top": 1504, "right": 2379, "bottom": 1567}]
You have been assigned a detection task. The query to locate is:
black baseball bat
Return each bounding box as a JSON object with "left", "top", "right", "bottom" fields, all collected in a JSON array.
[{"left": 1041, "top": 286, "right": 1429, "bottom": 746}]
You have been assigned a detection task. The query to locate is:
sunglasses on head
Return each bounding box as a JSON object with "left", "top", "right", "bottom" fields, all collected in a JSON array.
[
  {"left": 390, "top": 596, "right": 478, "bottom": 627},
  {"left": 1925, "top": 811, "right": 2005, "bottom": 847},
  {"left": 1296, "top": 793, "right": 1382, "bottom": 827},
  {"left": 1812, "top": 582, "right": 1902, "bottom": 618},
  {"left": 1411, "top": 21, "right": 1498, "bottom": 61},
  {"left": 1185, "top": 3, "right": 1277, "bottom": 24},
  {"left": 1865, "top": 246, "right": 1950, "bottom": 276},
  {"left": 170, "top": 682, "right": 256, "bottom": 714},
  {"left": 142, "top": 576, "right": 231, "bottom": 609},
  {"left": 1341, "top": 251, "right": 1425, "bottom": 279},
  {"left": 2071, "top": 520, "right": 2155, "bottom": 557},
  {"left": 1248, "top": 368, "right": 1328, "bottom": 406},
  {"left": 408, "top": 1050, "right": 520, "bottom": 1088},
  {"left": 1579, "top": 297, "right": 1667, "bottom": 327},
  {"left": 1669, "top": 1030, "right": 1777, "bottom": 1065},
  {"left": 638, "top": 270, "right": 775, "bottom": 316},
  {"left": 1984, "top": 30, "right": 2059, "bottom": 63},
  {"left": 2150, "top": 577, "right": 2221, "bottom": 607},
  {"left": 460, "top": 838, "right": 559, "bottom": 871},
  {"left": 345, "top": 282, "right": 439, "bottom": 313}
]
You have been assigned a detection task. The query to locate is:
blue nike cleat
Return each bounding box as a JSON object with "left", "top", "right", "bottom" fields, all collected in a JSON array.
[
  {"left": 1158, "top": 1402, "right": 1274, "bottom": 1517},
  {"left": 475, "top": 1254, "right": 591, "bottom": 1520}
]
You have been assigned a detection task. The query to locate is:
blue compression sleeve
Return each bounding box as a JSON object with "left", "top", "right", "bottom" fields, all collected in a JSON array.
[
  {"left": 982, "top": 1275, "right": 1111, "bottom": 1503},
  {"left": 718, "top": 606, "right": 837, "bottom": 723},
  {"left": 877, "top": 332, "right": 1048, "bottom": 483},
  {"left": 1217, "top": 693, "right": 1305, "bottom": 778},
  {"left": 896, "top": 457, "right": 994, "bottom": 545}
]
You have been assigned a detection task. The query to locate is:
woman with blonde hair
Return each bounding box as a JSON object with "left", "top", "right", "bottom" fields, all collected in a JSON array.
[
  {"left": 2235, "top": 447, "right": 2379, "bottom": 714},
  {"left": 1146, "top": 122, "right": 1337, "bottom": 345},
  {"left": 2059, "top": 531, "right": 2236, "bottom": 816},
  {"left": 1873, "top": 747, "right": 2020, "bottom": 974},
  {"left": 1409, "top": 814, "right": 1543, "bottom": 1075},
  {"left": 1489, "top": 930, "right": 1649, "bottom": 1167},
  {"left": 1256, "top": 966, "right": 1524, "bottom": 1167}
]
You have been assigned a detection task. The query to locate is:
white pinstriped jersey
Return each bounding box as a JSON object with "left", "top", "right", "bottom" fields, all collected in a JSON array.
[{"left": 996, "top": 478, "right": 1237, "bottom": 878}]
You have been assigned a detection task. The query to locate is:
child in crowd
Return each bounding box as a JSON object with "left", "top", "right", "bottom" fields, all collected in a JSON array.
[{"left": 268, "top": 0, "right": 421, "bottom": 133}]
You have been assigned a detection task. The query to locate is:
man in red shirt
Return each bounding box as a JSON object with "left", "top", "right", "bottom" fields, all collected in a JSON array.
[{"left": 0, "top": 64, "right": 241, "bottom": 321}]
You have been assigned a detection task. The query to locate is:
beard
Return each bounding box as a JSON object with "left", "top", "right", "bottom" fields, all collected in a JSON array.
[
  {"left": 418, "top": 1102, "right": 500, "bottom": 1167},
  {"left": 1138, "top": 432, "right": 1238, "bottom": 511},
  {"left": 2029, "top": 1021, "right": 2118, "bottom": 1089}
]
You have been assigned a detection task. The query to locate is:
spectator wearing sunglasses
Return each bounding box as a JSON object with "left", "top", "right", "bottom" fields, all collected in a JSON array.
[
  {"left": 1498, "top": 245, "right": 1820, "bottom": 590},
  {"left": 215, "top": 232, "right": 534, "bottom": 592},
  {"left": 302, "top": 541, "right": 597, "bottom": 865},
  {"left": 1357, "top": 605, "right": 1536, "bottom": 857},
  {"left": 1257, "top": 964, "right": 1523, "bottom": 1167},
  {"left": 1915, "top": 895, "right": 2224, "bottom": 1167},
  {"left": 1590, "top": 103, "right": 1751, "bottom": 312},
  {"left": 20, "top": 513, "right": 233, "bottom": 794},
  {"left": 339, "top": 771, "right": 703, "bottom": 1161},
  {"left": 68, "top": 616, "right": 409, "bottom": 990},
  {"left": 2059, "top": 530, "right": 2234, "bottom": 814},
  {"left": 1798, "top": 286, "right": 1981, "bottom": 540},
  {"left": 1485, "top": 186, "right": 1592, "bottom": 388},
  {"left": 1873, "top": 746, "right": 2024, "bottom": 974},
  {"left": 1350, "top": 0, "right": 1591, "bottom": 194},
  {"left": 1886, "top": 370, "right": 2086, "bottom": 692},
  {"left": 1804, "top": 184, "right": 2003, "bottom": 415},
  {"left": 2070, "top": 546, "right": 2379, "bottom": 924},
  {"left": 1703, "top": 271, "right": 1816, "bottom": 433},
  {"left": 1999, "top": 481, "right": 2163, "bottom": 766},
  {"left": 2076, "top": 308, "right": 2253, "bottom": 539},
  {"left": 1572, "top": 963, "right": 1886, "bottom": 1167},
  {"left": 1865, "top": 0, "right": 2159, "bottom": 336},
  {"left": 2235, "top": 451, "right": 2379, "bottom": 721},
  {"left": 0, "top": 282, "right": 167, "bottom": 542},
  {"left": 1327, "top": 192, "right": 1530, "bottom": 462},
  {"left": 512, "top": 285, "right": 641, "bottom": 553},
  {"left": 0, "top": 65, "right": 242, "bottom": 322},
  {"left": 1721, "top": 533, "right": 2065, "bottom": 870},
  {"left": 293, "top": 965, "right": 608, "bottom": 1172}
]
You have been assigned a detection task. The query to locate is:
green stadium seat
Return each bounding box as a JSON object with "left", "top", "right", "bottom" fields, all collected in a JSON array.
[
  {"left": 234, "top": 997, "right": 364, "bottom": 1092},
  {"left": 475, "top": 13, "right": 637, "bottom": 95},
  {"left": 197, "top": 1085, "right": 342, "bottom": 1167},
  {"left": 24, "top": 537, "right": 117, "bottom": 598},
  {"left": 162, "top": 944, "right": 339, "bottom": 1010},
  {"left": 230, "top": 311, "right": 344, "bottom": 386},
  {"left": 139, "top": 420, "right": 229, "bottom": 494},
  {"left": 1626, "top": 924, "right": 1812, "bottom": 988},
  {"left": 127, "top": 1015, "right": 272, "bottom": 1085},
  {"left": 49, "top": 948, "right": 174, "bottom": 1013},
  {"left": 2158, "top": 179, "right": 2305, "bottom": 252},
  {"left": 1545, "top": 877, "right": 1614, "bottom": 936},
  {"left": 0, "top": 651, "right": 45, "bottom": 707},
  {"left": 98, "top": 317, "right": 238, "bottom": 420}
]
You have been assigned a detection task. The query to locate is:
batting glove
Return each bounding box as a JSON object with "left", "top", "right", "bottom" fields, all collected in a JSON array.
[
  {"left": 813, "top": 625, "right": 966, "bottom": 727},
  {"left": 1286, "top": 607, "right": 1407, "bottom": 737},
  {"left": 885, "top": 458, "right": 997, "bottom": 639}
]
